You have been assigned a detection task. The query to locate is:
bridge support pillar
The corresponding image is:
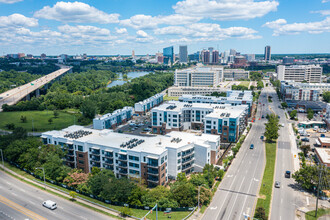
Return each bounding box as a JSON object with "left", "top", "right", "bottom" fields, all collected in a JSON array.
[
  {"left": 26, "top": 93, "right": 30, "bottom": 101},
  {"left": 36, "top": 89, "right": 40, "bottom": 98}
]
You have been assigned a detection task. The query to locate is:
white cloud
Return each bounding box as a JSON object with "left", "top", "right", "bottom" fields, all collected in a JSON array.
[
  {"left": 264, "top": 17, "right": 330, "bottom": 36},
  {"left": 115, "top": 27, "right": 128, "bottom": 34},
  {"left": 173, "top": 0, "right": 279, "bottom": 21},
  {"left": 155, "top": 23, "right": 260, "bottom": 40},
  {"left": 322, "top": 0, "right": 330, "bottom": 3},
  {"left": 120, "top": 14, "right": 201, "bottom": 29},
  {"left": 0, "top": 14, "right": 38, "bottom": 28},
  {"left": 136, "top": 30, "right": 148, "bottom": 38},
  {"left": 58, "top": 25, "right": 111, "bottom": 36},
  {"left": 34, "top": 1, "right": 119, "bottom": 23},
  {"left": 262, "top": 18, "right": 287, "bottom": 28},
  {"left": 0, "top": 0, "right": 23, "bottom": 3},
  {"left": 312, "top": 10, "right": 330, "bottom": 16}
]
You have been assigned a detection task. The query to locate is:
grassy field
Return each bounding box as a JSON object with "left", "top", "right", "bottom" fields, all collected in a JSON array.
[
  {"left": 255, "top": 142, "right": 277, "bottom": 218},
  {"left": 3, "top": 161, "right": 190, "bottom": 220},
  {"left": 239, "top": 81, "right": 251, "bottom": 88},
  {"left": 305, "top": 208, "right": 330, "bottom": 220},
  {"left": 163, "top": 95, "right": 179, "bottom": 101},
  {"left": 0, "top": 110, "right": 81, "bottom": 132}
]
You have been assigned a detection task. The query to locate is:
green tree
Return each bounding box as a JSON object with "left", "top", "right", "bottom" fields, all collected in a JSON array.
[
  {"left": 176, "top": 172, "right": 187, "bottom": 182},
  {"left": 87, "top": 169, "right": 115, "bottom": 196},
  {"left": 20, "top": 115, "right": 27, "bottom": 123},
  {"left": 307, "top": 108, "right": 314, "bottom": 120},
  {"left": 48, "top": 118, "right": 53, "bottom": 124},
  {"left": 189, "top": 174, "right": 207, "bottom": 187},
  {"left": 254, "top": 207, "right": 267, "bottom": 220},
  {"left": 323, "top": 91, "right": 330, "bottom": 103},
  {"left": 120, "top": 206, "right": 132, "bottom": 217},
  {"left": 142, "top": 186, "right": 171, "bottom": 207},
  {"left": 5, "top": 123, "right": 15, "bottom": 130},
  {"left": 281, "top": 102, "right": 288, "bottom": 108},
  {"left": 290, "top": 110, "right": 297, "bottom": 119},
  {"left": 170, "top": 182, "right": 196, "bottom": 207},
  {"left": 264, "top": 114, "right": 279, "bottom": 143},
  {"left": 80, "top": 99, "right": 97, "bottom": 119},
  {"left": 53, "top": 110, "right": 59, "bottom": 118},
  {"left": 69, "top": 191, "right": 77, "bottom": 201},
  {"left": 128, "top": 186, "right": 146, "bottom": 206},
  {"left": 300, "top": 145, "right": 310, "bottom": 157},
  {"left": 292, "top": 166, "right": 318, "bottom": 191}
]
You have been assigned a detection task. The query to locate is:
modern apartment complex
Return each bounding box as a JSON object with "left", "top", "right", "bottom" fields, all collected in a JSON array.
[
  {"left": 41, "top": 125, "right": 221, "bottom": 186},
  {"left": 178, "top": 90, "right": 253, "bottom": 115},
  {"left": 280, "top": 81, "right": 330, "bottom": 101},
  {"left": 151, "top": 101, "right": 248, "bottom": 142},
  {"left": 179, "top": 45, "right": 188, "bottom": 63},
  {"left": 93, "top": 107, "right": 133, "bottom": 130},
  {"left": 223, "top": 69, "right": 250, "bottom": 80},
  {"left": 168, "top": 86, "right": 228, "bottom": 97},
  {"left": 277, "top": 65, "right": 322, "bottom": 83},
  {"left": 134, "top": 93, "right": 164, "bottom": 115},
  {"left": 174, "top": 66, "right": 224, "bottom": 87}
]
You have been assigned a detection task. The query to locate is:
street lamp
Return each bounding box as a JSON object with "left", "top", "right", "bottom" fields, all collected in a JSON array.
[
  {"left": 35, "top": 167, "right": 46, "bottom": 190},
  {"left": 198, "top": 184, "right": 207, "bottom": 212},
  {"left": 0, "top": 149, "right": 4, "bottom": 171}
]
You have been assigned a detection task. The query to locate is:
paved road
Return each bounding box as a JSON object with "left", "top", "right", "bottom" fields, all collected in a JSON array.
[
  {"left": 0, "top": 67, "right": 71, "bottom": 109},
  {"left": 0, "top": 170, "right": 114, "bottom": 220},
  {"left": 202, "top": 88, "right": 270, "bottom": 220},
  {"left": 269, "top": 86, "right": 304, "bottom": 220}
]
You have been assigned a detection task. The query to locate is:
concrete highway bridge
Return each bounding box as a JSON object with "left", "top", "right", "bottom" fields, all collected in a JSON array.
[{"left": 0, "top": 67, "right": 72, "bottom": 111}]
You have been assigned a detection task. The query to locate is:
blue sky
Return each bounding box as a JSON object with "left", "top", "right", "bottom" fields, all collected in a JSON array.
[{"left": 0, "top": 0, "right": 329, "bottom": 55}]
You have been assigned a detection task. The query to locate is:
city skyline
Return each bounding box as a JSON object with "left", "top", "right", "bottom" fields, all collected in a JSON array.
[{"left": 0, "top": 0, "right": 329, "bottom": 55}]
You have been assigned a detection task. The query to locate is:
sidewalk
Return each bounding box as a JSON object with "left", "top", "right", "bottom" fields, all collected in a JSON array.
[
  {"left": 289, "top": 123, "right": 301, "bottom": 172},
  {"left": 1, "top": 166, "right": 136, "bottom": 220}
]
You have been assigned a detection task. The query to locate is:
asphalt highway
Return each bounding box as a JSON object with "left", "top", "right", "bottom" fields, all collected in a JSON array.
[
  {"left": 202, "top": 87, "right": 270, "bottom": 220},
  {"left": 0, "top": 170, "right": 114, "bottom": 220}
]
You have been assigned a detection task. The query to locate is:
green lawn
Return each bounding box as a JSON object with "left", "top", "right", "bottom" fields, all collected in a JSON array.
[
  {"left": 255, "top": 142, "right": 277, "bottom": 219},
  {"left": 0, "top": 110, "right": 81, "bottom": 132},
  {"left": 239, "top": 81, "right": 251, "bottom": 88},
  {"left": 163, "top": 95, "right": 179, "bottom": 101},
  {"left": 305, "top": 208, "right": 330, "bottom": 220},
  {"left": 4, "top": 161, "right": 190, "bottom": 220}
]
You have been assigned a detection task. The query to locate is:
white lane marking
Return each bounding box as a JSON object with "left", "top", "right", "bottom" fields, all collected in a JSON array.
[
  {"left": 210, "top": 206, "right": 217, "bottom": 210},
  {"left": 11, "top": 192, "right": 18, "bottom": 197},
  {"left": 306, "top": 197, "right": 309, "bottom": 206},
  {"left": 281, "top": 198, "right": 283, "bottom": 204},
  {"left": 19, "top": 188, "right": 26, "bottom": 192},
  {"left": 227, "top": 175, "right": 233, "bottom": 178},
  {"left": 249, "top": 161, "right": 251, "bottom": 164},
  {"left": 227, "top": 176, "right": 246, "bottom": 218},
  {"left": 5, "top": 181, "right": 11, "bottom": 185},
  {"left": 253, "top": 178, "right": 259, "bottom": 182}
]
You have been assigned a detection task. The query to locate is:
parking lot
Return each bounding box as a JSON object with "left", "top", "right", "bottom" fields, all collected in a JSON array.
[{"left": 115, "top": 114, "right": 154, "bottom": 136}]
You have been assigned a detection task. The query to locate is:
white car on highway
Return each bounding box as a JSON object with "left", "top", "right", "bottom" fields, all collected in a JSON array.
[{"left": 42, "top": 200, "right": 57, "bottom": 210}]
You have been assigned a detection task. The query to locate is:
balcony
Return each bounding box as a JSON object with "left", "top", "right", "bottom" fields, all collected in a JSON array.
[
  {"left": 91, "top": 156, "right": 100, "bottom": 162},
  {"left": 104, "top": 153, "right": 113, "bottom": 158},
  {"left": 90, "top": 150, "right": 100, "bottom": 156},
  {"left": 118, "top": 162, "right": 128, "bottom": 168},
  {"left": 119, "top": 169, "right": 128, "bottom": 175},
  {"left": 118, "top": 155, "right": 127, "bottom": 161},
  {"left": 147, "top": 176, "right": 159, "bottom": 183},
  {"left": 68, "top": 145, "right": 74, "bottom": 150},
  {"left": 182, "top": 150, "right": 194, "bottom": 158},
  {"left": 182, "top": 158, "right": 194, "bottom": 165},
  {"left": 147, "top": 163, "right": 158, "bottom": 168},
  {"left": 104, "top": 159, "right": 113, "bottom": 165},
  {"left": 67, "top": 152, "right": 75, "bottom": 157},
  {"left": 147, "top": 168, "right": 159, "bottom": 176},
  {"left": 91, "top": 162, "right": 101, "bottom": 167}
]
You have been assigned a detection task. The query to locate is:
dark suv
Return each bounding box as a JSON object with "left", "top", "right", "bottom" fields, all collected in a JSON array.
[{"left": 285, "top": 171, "right": 291, "bottom": 178}]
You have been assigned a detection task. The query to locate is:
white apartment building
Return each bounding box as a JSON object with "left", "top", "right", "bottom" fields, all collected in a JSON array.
[
  {"left": 174, "top": 66, "right": 224, "bottom": 87},
  {"left": 151, "top": 101, "right": 248, "bottom": 142},
  {"left": 280, "top": 81, "right": 330, "bottom": 101},
  {"left": 277, "top": 65, "right": 322, "bottom": 83},
  {"left": 134, "top": 93, "right": 164, "bottom": 115},
  {"left": 41, "top": 126, "right": 220, "bottom": 186},
  {"left": 168, "top": 86, "right": 228, "bottom": 97},
  {"left": 178, "top": 91, "right": 253, "bottom": 115},
  {"left": 93, "top": 107, "right": 133, "bottom": 130},
  {"left": 223, "top": 69, "right": 250, "bottom": 80}
]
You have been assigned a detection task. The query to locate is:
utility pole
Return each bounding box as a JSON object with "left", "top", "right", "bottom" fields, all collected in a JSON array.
[
  {"left": 36, "top": 167, "right": 46, "bottom": 190},
  {"left": 0, "top": 149, "right": 4, "bottom": 171},
  {"left": 315, "top": 165, "right": 323, "bottom": 217}
]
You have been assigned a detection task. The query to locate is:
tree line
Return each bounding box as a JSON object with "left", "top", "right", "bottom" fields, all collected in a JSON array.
[{"left": 0, "top": 70, "right": 41, "bottom": 93}]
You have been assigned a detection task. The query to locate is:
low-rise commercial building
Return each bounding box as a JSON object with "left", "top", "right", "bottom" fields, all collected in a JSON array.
[
  {"left": 151, "top": 101, "right": 248, "bottom": 142},
  {"left": 223, "top": 69, "right": 249, "bottom": 80},
  {"left": 168, "top": 86, "right": 228, "bottom": 97},
  {"left": 178, "top": 90, "right": 253, "bottom": 115},
  {"left": 277, "top": 65, "right": 322, "bottom": 83},
  {"left": 134, "top": 93, "right": 164, "bottom": 115},
  {"left": 316, "top": 137, "right": 330, "bottom": 148},
  {"left": 315, "top": 148, "right": 330, "bottom": 167},
  {"left": 93, "top": 107, "right": 133, "bottom": 130},
  {"left": 280, "top": 81, "right": 330, "bottom": 101},
  {"left": 41, "top": 126, "right": 221, "bottom": 186},
  {"left": 174, "top": 66, "right": 224, "bottom": 87}
]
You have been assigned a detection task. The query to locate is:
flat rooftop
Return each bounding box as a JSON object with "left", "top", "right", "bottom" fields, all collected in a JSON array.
[
  {"left": 42, "top": 126, "right": 218, "bottom": 155},
  {"left": 315, "top": 148, "right": 330, "bottom": 164},
  {"left": 319, "top": 137, "right": 330, "bottom": 144}
]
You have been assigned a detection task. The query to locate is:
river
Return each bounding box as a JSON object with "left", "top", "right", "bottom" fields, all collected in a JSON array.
[{"left": 107, "top": 71, "right": 152, "bottom": 88}]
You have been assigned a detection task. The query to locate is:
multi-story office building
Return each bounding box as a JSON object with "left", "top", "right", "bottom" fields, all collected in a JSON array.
[
  {"left": 280, "top": 81, "right": 330, "bottom": 101},
  {"left": 212, "top": 50, "right": 219, "bottom": 64},
  {"left": 283, "top": 56, "right": 294, "bottom": 65},
  {"left": 223, "top": 69, "right": 250, "bottom": 80},
  {"left": 244, "top": 54, "right": 255, "bottom": 62},
  {"left": 168, "top": 86, "right": 228, "bottom": 97},
  {"left": 93, "top": 107, "right": 133, "bottom": 130},
  {"left": 179, "top": 45, "right": 188, "bottom": 63},
  {"left": 178, "top": 90, "right": 253, "bottom": 115},
  {"left": 230, "top": 49, "right": 236, "bottom": 56},
  {"left": 163, "top": 46, "right": 174, "bottom": 65},
  {"left": 232, "top": 56, "right": 248, "bottom": 68},
  {"left": 41, "top": 125, "right": 221, "bottom": 186},
  {"left": 134, "top": 93, "right": 164, "bottom": 115},
  {"left": 151, "top": 101, "right": 248, "bottom": 142},
  {"left": 264, "top": 46, "right": 271, "bottom": 61},
  {"left": 174, "top": 66, "right": 223, "bottom": 87},
  {"left": 277, "top": 65, "right": 322, "bottom": 83},
  {"left": 201, "top": 50, "right": 210, "bottom": 64}
]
